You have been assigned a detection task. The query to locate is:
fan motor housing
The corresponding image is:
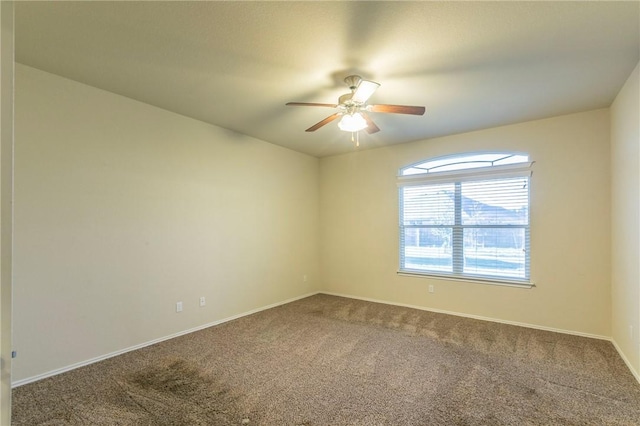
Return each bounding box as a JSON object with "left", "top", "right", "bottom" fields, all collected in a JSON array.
[{"left": 339, "top": 93, "right": 358, "bottom": 106}]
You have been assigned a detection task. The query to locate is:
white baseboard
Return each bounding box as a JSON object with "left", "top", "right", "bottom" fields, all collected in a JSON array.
[
  {"left": 12, "top": 291, "right": 320, "bottom": 388},
  {"left": 16, "top": 291, "right": 637, "bottom": 388},
  {"left": 319, "top": 291, "right": 611, "bottom": 341},
  {"left": 611, "top": 339, "right": 640, "bottom": 384}
]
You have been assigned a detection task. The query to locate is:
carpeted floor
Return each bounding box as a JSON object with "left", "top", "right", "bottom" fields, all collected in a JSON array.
[{"left": 12, "top": 294, "right": 640, "bottom": 425}]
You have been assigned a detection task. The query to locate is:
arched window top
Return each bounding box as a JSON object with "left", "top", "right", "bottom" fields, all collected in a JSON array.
[{"left": 400, "top": 152, "right": 529, "bottom": 176}]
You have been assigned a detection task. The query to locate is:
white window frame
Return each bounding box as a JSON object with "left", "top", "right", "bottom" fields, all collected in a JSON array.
[{"left": 397, "top": 153, "right": 534, "bottom": 288}]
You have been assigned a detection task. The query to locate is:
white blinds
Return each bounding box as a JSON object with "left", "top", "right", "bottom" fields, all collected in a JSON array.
[{"left": 399, "top": 167, "right": 531, "bottom": 283}]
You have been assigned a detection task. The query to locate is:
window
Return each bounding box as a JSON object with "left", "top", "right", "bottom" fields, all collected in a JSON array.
[{"left": 398, "top": 152, "right": 533, "bottom": 285}]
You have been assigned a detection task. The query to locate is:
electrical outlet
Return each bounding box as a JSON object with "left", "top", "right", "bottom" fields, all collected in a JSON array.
[
  {"left": 176, "top": 301, "right": 183, "bottom": 313},
  {"left": 199, "top": 296, "right": 206, "bottom": 307},
  {"left": 428, "top": 285, "right": 434, "bottom": 293},
  {"left": 303, "top": 275, "right": 308, "bottom": 282}
]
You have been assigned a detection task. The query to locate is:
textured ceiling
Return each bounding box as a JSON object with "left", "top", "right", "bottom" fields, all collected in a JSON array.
[{"left": 15, "top": 1, "right": 640, "bottom": 157}]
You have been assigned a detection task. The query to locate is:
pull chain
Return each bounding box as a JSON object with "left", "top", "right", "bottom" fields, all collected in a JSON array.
[{"left": 351, "top": 131, "right": 360, "bottom": 147}]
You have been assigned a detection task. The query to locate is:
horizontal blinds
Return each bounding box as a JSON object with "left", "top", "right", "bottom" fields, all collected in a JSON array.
[
  {"left": 461, "top": 178, "right": 528, "bottom": 225},
  {"left": 400, "top": 172, "right": 530, "bottom": 282},
  {"left": 401, "top": 177, "right": 528, "bottom": 226},
  {"left": 402, "top": 183, "right": 455, "bottom": 226}
]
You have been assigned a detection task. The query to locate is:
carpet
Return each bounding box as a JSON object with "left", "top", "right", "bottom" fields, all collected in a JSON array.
[{"left": 12, "top": 294, "right": 640, "bottom": 425}]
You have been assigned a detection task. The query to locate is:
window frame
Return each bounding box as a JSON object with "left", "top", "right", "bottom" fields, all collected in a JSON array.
[{"left": 397, "top": 153, "right": 534, "bottom": 288}]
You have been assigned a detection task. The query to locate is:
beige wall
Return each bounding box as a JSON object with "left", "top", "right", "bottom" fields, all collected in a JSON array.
[
  {"left": 13, "top": 64, "right": 320, "bottom": 382},
  {"left": 320, "top": 109, "right": 611, "bottom": 337},
  {"left": 0, "top": 1, "right": 14, "bottom": 423},
  {"left": 611, "top": 62, "right": 640, "bottom": 377},
  {"left": 12, "top": 60, "right": 632, "bottom": 386}
]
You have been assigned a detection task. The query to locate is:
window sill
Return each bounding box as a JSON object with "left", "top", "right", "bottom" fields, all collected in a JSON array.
[{"left": 397, "top": 271, "right": 535, "bottom": 289}]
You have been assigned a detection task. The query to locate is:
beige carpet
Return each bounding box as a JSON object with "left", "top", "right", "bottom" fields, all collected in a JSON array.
[{"left": 12, "top": 294, "right": 640, "bottom": 425}]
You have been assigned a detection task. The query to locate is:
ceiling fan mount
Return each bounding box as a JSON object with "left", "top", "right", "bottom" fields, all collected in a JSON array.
[
  {"left": 286, "top": 74, "right": 426, "bottom": 134},
  {"left": 343, "top": 74, "right": 362, "bottom": 91}
]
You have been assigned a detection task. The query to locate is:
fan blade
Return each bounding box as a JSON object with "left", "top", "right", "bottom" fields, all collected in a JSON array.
[
  {"left": 305, "top": 113, "right": 341, "bottom": 132},
  {"left": 369, "top": 104, "right": 426, "bottom": 115},
  {"left": 361, "top": 112, "right": 380, "bottom": 134},
  {"left": 286, "top": 102, "right": 338, "bottom": 108},
  {"left": 351, "top": 80, "right": 380, "bottom": 103}
]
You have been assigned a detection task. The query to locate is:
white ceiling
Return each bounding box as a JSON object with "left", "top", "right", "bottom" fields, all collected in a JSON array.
[{"left": 15, "top": 1, "right": 640, "bottom": 158}]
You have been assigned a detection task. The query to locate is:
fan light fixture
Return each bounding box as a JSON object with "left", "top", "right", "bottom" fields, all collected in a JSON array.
[
  {"left": 285, "top": 74, "right": 426, "bottom": 137},
  {"left": 338, "top": 113, "right": 367, "bottom": 132}
]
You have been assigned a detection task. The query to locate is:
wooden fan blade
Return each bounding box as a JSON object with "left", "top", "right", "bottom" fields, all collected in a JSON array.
[
  {"left": 305, "top": 113, "right": 341, "bottom": 132},
  {"left": 286, "top": 102, "right": 338, "bottom": 108},
  {"left": 361, "top": 112, "right": 380, "bottom": 134},
  {"left": 369, "top": 104, "right": 426, "bottom": 115}
]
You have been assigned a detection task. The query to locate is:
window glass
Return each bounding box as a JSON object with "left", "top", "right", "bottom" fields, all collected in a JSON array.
[
  {"left": 398, "top": 152, "right": 531, "bottom": 284},
  {"left": 401, "top": 153, "right": 529, "bottom": 176}
]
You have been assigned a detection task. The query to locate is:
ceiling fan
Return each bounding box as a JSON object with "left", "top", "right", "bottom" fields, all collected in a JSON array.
[{"left": 286, "top": 75, "right": 426, "bottom": 134}]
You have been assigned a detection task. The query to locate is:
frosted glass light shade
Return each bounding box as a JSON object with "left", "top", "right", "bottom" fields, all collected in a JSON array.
[{"left": 338, "top": 113, "right": 367, "bottom": 132}]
